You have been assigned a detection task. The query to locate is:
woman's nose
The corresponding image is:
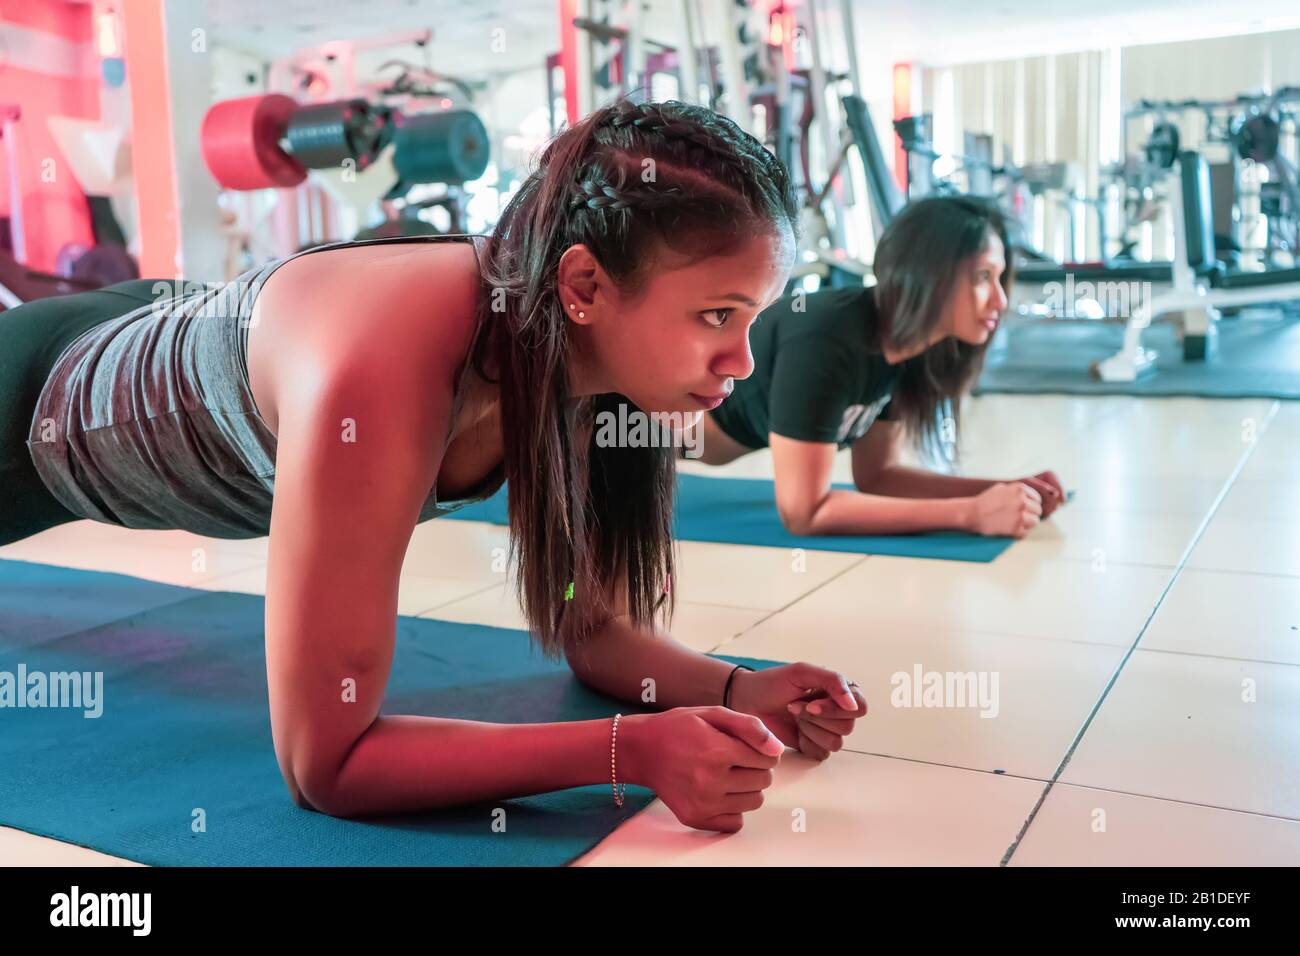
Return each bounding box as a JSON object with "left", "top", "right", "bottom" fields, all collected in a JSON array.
[
  {"left": 987, "top": 282, "right": 1008, "bottom": 316},
  {"left": 715, "top": 334, "right": 755, "bottom": 381}
]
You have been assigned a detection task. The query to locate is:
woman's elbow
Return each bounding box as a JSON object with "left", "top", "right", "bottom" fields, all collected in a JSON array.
[
  {"left": 274, "top": 735, "right": 347, "bottom": 816},
  {"left": 285, "top": 776, "right": 318, "bottom": 812},
  {"left": 778, "top": 504, "right": 818, "bottom": 537},
  {"left": 290, "top": 762, "right": 352, "bottom": 817},
  {"left": 853, "top": 459, "right": 896, "bottom": 495},
  {"left": 564, "top": 652, "right": 594, "bottom": 689},
  {"left": 852, "top": 469, "right": 881, "bottom": 495}
]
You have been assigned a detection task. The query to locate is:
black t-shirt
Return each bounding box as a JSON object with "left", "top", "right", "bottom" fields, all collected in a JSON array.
[{"left": 710, "top": 285, "right": 902, "bottom": 450}]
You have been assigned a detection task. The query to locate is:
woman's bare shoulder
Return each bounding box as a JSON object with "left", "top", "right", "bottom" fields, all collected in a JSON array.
[
  {"left": 255, "top": 241, "right": 481, "bottom": 342},
  {"left": 248, "top": 241, "right": 483, "bottom": 435}
]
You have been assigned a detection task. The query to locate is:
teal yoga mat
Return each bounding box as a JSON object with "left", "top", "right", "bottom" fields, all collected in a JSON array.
[
  {"left": 446, "top": 473, "right": 1015, "bottom": 563},
  {"left": 0, "top": 558, "right": 777, "bottom": 867}
]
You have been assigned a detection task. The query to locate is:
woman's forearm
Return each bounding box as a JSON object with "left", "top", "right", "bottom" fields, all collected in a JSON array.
[
  {"left": 306, "top": 617, "right": 731, "bottom": 819},
  {"left": 801, "top": 488, "right": 973, "bottom": 536},
  {"left": 565, "top": 614, "right": 738, "bottom": 711},
  {"left": 318, "top": 713, "right": 650, "bottom": 818},
  {"left": 863, "top": 465, "right": 999, "bottom": 499}
]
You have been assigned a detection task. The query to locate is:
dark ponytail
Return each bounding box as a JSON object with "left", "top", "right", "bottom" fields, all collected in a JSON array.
[{"left": 470, "top": 99, "right": 798, "bottom": 660}]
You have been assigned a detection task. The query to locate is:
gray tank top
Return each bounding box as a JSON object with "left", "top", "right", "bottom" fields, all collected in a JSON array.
[{"left": 26, "top": 234, "right": 502, "bottom": 539}]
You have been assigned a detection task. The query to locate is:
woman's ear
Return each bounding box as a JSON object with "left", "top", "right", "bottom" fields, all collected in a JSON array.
[{"left": 557, "top": 245, "right": 600, "bottom": 326}]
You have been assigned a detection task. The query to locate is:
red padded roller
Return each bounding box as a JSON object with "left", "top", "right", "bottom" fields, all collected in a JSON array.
[{"left": 200, "top": 94, "right": 307, "bottom": 191}]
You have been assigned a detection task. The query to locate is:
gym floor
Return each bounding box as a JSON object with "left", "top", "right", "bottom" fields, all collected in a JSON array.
[{"left": 2, "top": 393, "right": 1298, "bottom": 865}]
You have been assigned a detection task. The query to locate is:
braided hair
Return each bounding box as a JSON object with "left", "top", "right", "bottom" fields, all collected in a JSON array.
[{"left": 470, "top": 98, "right": 799, "bottom": 660}]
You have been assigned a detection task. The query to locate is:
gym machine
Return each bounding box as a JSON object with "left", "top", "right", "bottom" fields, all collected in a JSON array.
[
  {"left": 198, "top": 29, "right": 491, "bottom": 272},
  {"left": 1094, "top": 148, "right": 1300, "bottom": 381},
  {"left": 542, "top": 0, "right": 875, "bottom": 292},
  {"left": 1122, "top": 90, "right": 1300, "bottom": 271},
  {"left": 0, "top": 104, "right": 134, "bottom": 311}
]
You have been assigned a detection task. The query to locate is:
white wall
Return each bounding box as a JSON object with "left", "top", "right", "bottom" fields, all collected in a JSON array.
[{"left": 913, "top": 26, "right": 1300, "bottom": 261}]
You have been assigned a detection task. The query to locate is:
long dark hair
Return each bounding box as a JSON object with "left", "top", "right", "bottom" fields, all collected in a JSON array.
[
  {"left": 873, "top": 195, "right": 1014, "bottom": 463},
  {"left": 469, "top": 99, "right": 798, "bottom": 660}
]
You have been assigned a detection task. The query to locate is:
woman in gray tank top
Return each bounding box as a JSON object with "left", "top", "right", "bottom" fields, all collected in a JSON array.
[{"left": 0, "top": 99, "right": 868, "bottom": 833}]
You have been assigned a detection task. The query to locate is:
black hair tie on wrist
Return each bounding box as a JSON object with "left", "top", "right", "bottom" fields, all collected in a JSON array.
[{"left": 723, "top": 664, "right": 755, "bottom": 708}]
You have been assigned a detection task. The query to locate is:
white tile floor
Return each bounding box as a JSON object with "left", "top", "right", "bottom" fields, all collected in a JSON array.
[{"left": 2, "top": 394, "right": 1297, "bottom": 866}]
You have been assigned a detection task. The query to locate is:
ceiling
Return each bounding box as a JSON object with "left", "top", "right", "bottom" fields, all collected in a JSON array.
[
  {"left": 206, "top": 0, "right": 559, "bottom": 78},
  {"left": 846, "top": 0, "right": 1300, "bottom": 67},
  {"left": 204, "top": 0, "right": 1300, "bottom": 79}
]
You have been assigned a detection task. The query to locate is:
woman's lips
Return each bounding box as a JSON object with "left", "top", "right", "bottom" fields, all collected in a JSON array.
[{"left": 690, "top": 392, "right": 730, "bottom": 410}]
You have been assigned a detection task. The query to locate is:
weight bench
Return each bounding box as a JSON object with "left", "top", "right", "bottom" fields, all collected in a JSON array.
[{"left": 1095, "top": 150, "right": 1300, "bottom": 381}]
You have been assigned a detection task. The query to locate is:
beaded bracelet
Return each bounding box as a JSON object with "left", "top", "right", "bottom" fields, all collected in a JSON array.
[{"left": 610, "top": 713, "right": 626, "bottom": 807}]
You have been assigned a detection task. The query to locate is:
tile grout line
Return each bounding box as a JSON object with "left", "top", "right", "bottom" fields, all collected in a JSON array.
[
  {"left": 1129, "top": 644, "right": 1300, "bottom": 669},
  {"left": 836, "top": 744, "right": 1300, "bottom": 824},
  {"left": 834, "top": 743, "right": 1300, "bottom": 824},
  {"left": 708, "top": 555, "right": 872, "bottom": 653},
  {"left": 1016, "top": 779, "right": 1300, "bottom": 826},
  {"left": 672, "top": 598, "right": 785, "bottom": 613},
  {"left": 833, "top": 745, "right": 1051, "bottom": 783},
  {"left": 837, "top": 747, "right": 1052, "bottom": 783},
  {"left": 997, "top": 400, "right": 1282, "bottom": 866},
  {"left": 408, "top": 578, "right": 515, "bottom": 618}
]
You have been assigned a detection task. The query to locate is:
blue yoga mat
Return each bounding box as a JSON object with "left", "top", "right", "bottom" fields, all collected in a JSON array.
[
  {"left": 446, "top": 473, "right": 1014, "bottom": 563},
  {"left": 0, "top": 558, "right": 777, "bottom": 867}
]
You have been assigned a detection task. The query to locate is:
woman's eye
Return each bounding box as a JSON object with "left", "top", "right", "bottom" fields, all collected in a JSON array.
[{"left": 702, "top": 308, "right": 734, "bottom": 328}]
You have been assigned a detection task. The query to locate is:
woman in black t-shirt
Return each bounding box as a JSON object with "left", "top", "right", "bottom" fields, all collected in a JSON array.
[{"left": 688, "top": 196, "right": 1064, "bottom": 539}]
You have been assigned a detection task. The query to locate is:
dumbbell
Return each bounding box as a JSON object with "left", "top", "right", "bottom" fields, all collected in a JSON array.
[{"left": 200, "top": 95, "right": 389, "bottom": 191}]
